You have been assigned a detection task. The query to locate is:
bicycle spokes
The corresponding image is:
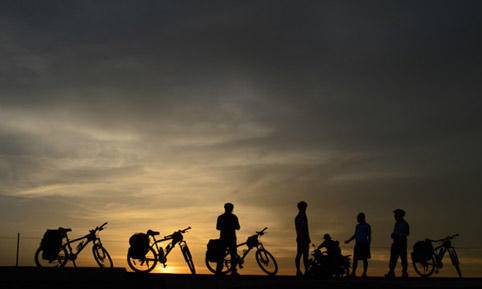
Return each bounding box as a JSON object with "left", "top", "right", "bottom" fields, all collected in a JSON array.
[
  {"left": 95, "top": 248, "right": 106, "bottom": 260},
  {"left": 259, "top": 251, "right": 269, "bottom": 264}
]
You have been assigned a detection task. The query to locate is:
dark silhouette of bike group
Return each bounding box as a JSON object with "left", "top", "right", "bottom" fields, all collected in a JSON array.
[
  {"left": 34, "top": 202, "right": 462, "bottom": 279},
  {"left": 295, "top": 202, "right": 462, "bottom": 279}
]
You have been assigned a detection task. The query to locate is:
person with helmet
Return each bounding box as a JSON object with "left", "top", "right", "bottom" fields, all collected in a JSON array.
[
  {"left": 216, "top": 202, "right": 240, "bottom": 275},
  {"left": 295, "top": 201, "right": 311, "bottom": 276},
  {"left": 385, "top": 209, "right": 410, "bottom": 278}
]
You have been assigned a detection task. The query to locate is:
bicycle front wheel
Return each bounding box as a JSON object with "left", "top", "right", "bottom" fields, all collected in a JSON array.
[
  {"left": 255, "top": 248, "right": 278, "bottom": 275},
  {"left": 181, "top": 243, "right": 196, "bottom": 274},
  {"left": 448, "top": 248, "right": 462, "bottom": 278},
  {"left": 34, "top": 246, "right": 69, "bottom": 268},
  {"left": 127, "top": 247, "right": 158, "bottom": 273},
  {"left": 412, "top": 253, "right": 436, "bottom": 277},
  {"left": 93, "top": 244, "right": 113, "bottom": 268}
]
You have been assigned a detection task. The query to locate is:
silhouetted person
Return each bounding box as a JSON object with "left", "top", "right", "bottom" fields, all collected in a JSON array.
[
  {"left": 385, "top": 209, "right": 410, "bottom": 278},
  {"left": 216, "top": 202, "right": 240, "bottom": 275},
  {"left": 295, "top": 201, "right": 310, "bottom": 276},
  {"left": 345, "top": 212, "right": 371, "bottom": 277},
  {"left": 318, "top": 233, "right": 342, "bottom": 258}
]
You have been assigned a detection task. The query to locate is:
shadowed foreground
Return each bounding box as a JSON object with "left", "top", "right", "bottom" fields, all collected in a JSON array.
[{"left": 1, "top": 267, "right": 481, "bottom": 289}]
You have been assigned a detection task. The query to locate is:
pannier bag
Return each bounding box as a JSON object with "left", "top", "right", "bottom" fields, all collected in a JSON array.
[
  {"left": 412, "top": 240, "right": 434, "bottom": 262},
  {"left": 40, "top": 229, "right": 65, "bottom": 261},
  {"left": 129, "top": 233, "right": 150, "bottom": 259},
  {"left": 206, "top": 239, "right": 225, "bottom": 262},
  {"left": 246, "top": 235, "right": 259, "bottom": 248}
]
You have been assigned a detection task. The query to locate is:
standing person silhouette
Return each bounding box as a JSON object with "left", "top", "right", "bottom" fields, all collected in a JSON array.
[
  {"left": 216, "top": 202, "right": 240, "bottom": 275},
  {"left": 385, "top": 209, "right": 410, "bottom": 278},
  {"left": 295, "top": 201, "right": 310, "bottom": 276},
  {"left": 345, "top": 212, "right": 371, "bottom": 277}
]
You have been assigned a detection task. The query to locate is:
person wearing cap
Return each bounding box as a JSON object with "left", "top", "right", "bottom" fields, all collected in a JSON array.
[
  {"left": 216, "top": 202, "right": 240, "bottom": 275},
  {"left": 385, "top": 209, "right": 410, "bottom": 278},
  {"left": 295, "top": 201, "right": 311, "bottom": 276}
]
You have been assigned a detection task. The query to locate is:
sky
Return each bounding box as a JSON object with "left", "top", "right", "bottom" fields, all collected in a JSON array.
[{"left": 1, "top": 0, "right": 482, "bottom": 276}]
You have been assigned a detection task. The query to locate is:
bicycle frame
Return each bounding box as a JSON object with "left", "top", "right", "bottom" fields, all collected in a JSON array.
[
  {"left": 61, "top": 224, "right": 106, "bottom": 267},
  {"left": 236, "top": 238, "right": 266, "bottom": 265},
  {"left": 147, "top": 228, "right": 191, "bottom": 267},
  {"left": 206, "top": 227, "right": 277, "bottom": 275},
  {"left": 416, "top": 234, "right": 461, "bottom": 277},
  {"left": 432, "top": 239, "right": 455, "bottom": 268}
]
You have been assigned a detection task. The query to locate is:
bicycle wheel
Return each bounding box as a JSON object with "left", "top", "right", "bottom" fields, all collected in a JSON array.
[
  {"left": 412, "top": 253, "right": 436, "bottom": 277},
  {"left": 34, "top": 246, "right": 69, "bottom": 268},
  {"left": 205, "top": 250, "right": 232, "bottom": 274},
  {"left": 448, "top": 248, "right": 462, "bottom": 278},
  {"left": 181, "top": 244, "right": 196, "bottom": 274},
  {"left": 92, "top": 244, "right": 113, "bottom": 268},
  {"left": 255, "top": 248, "right": 278, "bottom": 275},
  {"left": 127, "top": 247, "right": 158, "bottom": 273},
  {"left": 337, "top": 262, "right": 350, "bottom": 278}
]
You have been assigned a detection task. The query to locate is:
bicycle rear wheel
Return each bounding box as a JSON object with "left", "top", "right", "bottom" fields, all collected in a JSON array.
[
  {"left": 34, "top": 246, "right": 69, "bottom": 268},
  {"left": 205, "top": 250, "right": 232, "bottom": 274},
  {"left": 448, "top": 248, "right": 462, "bottom": 278},
  {"left": 127, "top": 247, "right": 158, "bottom": 273},
  {"left": 412, "top": 253, "right": 436, "bottom": 277},
  {"left": 93, "top": 244, "right": 113, "bottom": 268},
  {"left": 255, "top": 248, "right": 278, "bottom": 275},
  {"left": 181, "top": 243, "right": 196, "bottom": 274}
]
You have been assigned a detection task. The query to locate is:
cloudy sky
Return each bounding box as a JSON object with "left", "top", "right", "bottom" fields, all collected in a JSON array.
[{"left": 1, "top": 0, "right": 481, "bottom": 275}]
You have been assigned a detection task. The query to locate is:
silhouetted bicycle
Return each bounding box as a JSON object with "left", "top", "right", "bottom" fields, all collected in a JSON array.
[
  {"left": 205, "top": 227, "right": 278, "bottom": 275},
  {"left": 35, "top": 222, "right": 113, "bottom": 268},
  {"left": 412, "top": 234, "right": 462, "bottom": 277},
  {"left": 127, "top": 227, "right": 195, "bottom": 274}
]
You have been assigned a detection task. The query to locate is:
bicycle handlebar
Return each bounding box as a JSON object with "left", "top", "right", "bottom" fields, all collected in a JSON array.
[
  {"left": 163, "top": 227, "right": 192, "bottom": 239},
  {"left": 180, "top": 226, "right": 191, "bottom": 233},
  {"left": 428, "top": 234, "right": 459, "bottom": 243},
  {"left": 92, "top": 222, "right": 108, "bottom": 233},
  {"left": 257, "top": 227, "right": 268, "bottom": 235}
]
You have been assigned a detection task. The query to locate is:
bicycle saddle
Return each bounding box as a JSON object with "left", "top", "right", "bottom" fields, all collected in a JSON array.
[
  {"left": 147, "top": 229, "right": 160, "bottom": 236},
  {"left": 58, "top": 227, "right": 72, "bottom": 232}
]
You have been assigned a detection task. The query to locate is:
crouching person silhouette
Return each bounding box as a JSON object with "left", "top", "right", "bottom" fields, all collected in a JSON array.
[
  {"left": 216, "top": 202, "right": 240, "bottom": 276},
  {"left": 318, "top": 233, "right": 342, "bottom": 267}
]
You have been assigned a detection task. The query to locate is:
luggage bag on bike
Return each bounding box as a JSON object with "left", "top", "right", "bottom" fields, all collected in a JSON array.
[
  {"left": 412, "top": 240, "right": 433, "bottom": 262},
  {"left": 40, "top": 229, "right": 65, "bottom": 261},
  {"left": 247, "top": 235, "right": 259, "bottom": 248},
  {"left": 129, "top": 233, "right": 150, "bottom": 259},
  {"left": 206, "top": 239, "right": 225, "bottom": 262}
]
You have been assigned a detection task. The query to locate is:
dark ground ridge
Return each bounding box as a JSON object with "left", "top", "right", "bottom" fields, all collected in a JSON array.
[{"left": 1, "top": 267, "right": 481, "bottom": 289}]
